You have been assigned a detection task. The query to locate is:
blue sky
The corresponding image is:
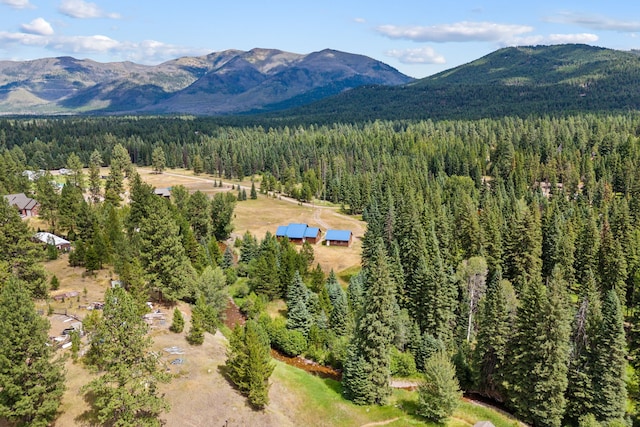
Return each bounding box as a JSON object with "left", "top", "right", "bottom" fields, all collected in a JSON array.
[{"left": 1, "top": 0, "right": 639, "bottom": 78}]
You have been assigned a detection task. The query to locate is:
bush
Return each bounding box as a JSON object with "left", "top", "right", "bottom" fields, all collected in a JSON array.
[
  {"left": 50, "top": 275, "right": 60, "bottom": 291},
  {"left": 240, "top": 292, "right": 266, "bottom": 319},
  {"left": 270, "top": 322, "right": 307, "bottom": 356},
  {"left": 390, "top": 347, "right": 417, "bottom": 377}
]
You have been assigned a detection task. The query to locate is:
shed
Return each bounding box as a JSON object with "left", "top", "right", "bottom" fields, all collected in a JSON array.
[
  {"left": 34, "top": 232, "right": 71, "bottom": 251},
  {"left": 324, "top": 229, "right": 353, "bottom": 247},
  {"left": 4, "top": 193, "right": 40, "bottom": 217},
  {"left": 473, "top": 422, "right": 495, "bottom": 427},
  {"left": 154, "top": 187, "right": 171, "bottom": 199}
]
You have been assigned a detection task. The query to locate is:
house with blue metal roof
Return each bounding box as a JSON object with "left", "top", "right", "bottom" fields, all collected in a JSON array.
[
  {"left": 324, "top": 229, "right": 353, "bottom": 247},
  {"left": 275, "top": 223, "right": 322, "bottom": 244}
]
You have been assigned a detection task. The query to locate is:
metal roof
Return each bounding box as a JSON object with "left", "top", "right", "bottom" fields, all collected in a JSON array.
[
  {"left": 304, "top": 227, "right": 320, "bottom": 238},
  {"left": 276, "top": 223, "right": 320, "bottom": 239},
  {"left": 275, "top": 225, "right": 289, "bottom": 237},
  {"left": 284, "top": 223, "right": 308, "bottom": 239},
  {"left": 34, "top": 232, "right": 70, "bottom": 247},
  {"left": 325, "top": 229, "right": 352, "bottom": 242},
  {"left": 4, "top": 193, "right": 38, "bottom": 210}
]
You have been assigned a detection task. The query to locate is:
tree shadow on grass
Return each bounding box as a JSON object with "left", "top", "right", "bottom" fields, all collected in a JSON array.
[
  {"left": 216, "top": 364, "right": 267, "bottom": 412},
  {"left": 396, "top": 397, "right": 437, "bottom": 425},
  {"left": 73, "top": 390, "right": 102, "bottom": 427}
]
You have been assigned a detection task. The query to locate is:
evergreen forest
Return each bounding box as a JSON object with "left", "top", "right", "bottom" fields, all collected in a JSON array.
[{"left": 1, "top": 112, "right": 640, "bottom": 426}]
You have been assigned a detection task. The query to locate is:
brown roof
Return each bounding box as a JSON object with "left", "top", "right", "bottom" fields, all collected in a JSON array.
[{"left": 4, "top": 193, "right": 38, "bottom": 210}]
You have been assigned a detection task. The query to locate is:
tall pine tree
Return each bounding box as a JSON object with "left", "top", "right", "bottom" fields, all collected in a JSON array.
[{"left": 0, "top": 277, "right": 65, "bottom": 427}]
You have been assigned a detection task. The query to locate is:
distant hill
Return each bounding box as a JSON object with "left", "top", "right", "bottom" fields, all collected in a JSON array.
[
  {"left": 284, "top": 44, "right": 640, "bottom": 122},
  {"left": 0, "top": 48, "right": 413, "bottom": 115}
]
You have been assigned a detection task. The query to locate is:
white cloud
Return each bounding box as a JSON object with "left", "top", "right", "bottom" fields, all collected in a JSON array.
[
  {"left": 20, "top": 18, "right": 54, "bottom": 36},
  {"left": 0, "top": 31, "right": 48, "bottom": 46},
  {"left": 548, "top": 12, "right": 640, "bottom": 32},
  {"left": 376, "top": 21, "right": 533, "bottom": 43},
  {"left": 58, "top": 0, "right": 121, "bottom": 19},
  {"left": 354, "top": 17, "right": 366, "bottom": 24},
  {"left": 0, "top": 0, "right": 34, "bottom": 9},
  {"left": 386, "top": 47, "right": 446, "bottom": 64},
  {"left": 51, "top": 34, "right": 120, "bottom": 53},
  {"left": 504, "top": 33, "right": 599, "bottom": 47},
  {"left": 0, "top": 28, "right": 208, "bottom": 63}
]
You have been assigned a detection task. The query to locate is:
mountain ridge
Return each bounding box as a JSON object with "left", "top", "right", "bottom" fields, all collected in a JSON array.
[
  {"left": 283, "top": 44, "right": 640, "bottom": 122},
  {"left": 0, "top": 48, "right": 413, "bottom": 115}
]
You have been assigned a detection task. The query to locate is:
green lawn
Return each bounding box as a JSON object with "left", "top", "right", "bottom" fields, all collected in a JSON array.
[{"left": 271, "top": 359, "right": 521, "bottom": 427}]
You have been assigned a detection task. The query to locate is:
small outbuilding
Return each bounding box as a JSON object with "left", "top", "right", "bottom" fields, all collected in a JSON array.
[
  {"left": 4, "top": 193, "right": 40, "bottom": 217},
  {"left": 275, "top": 223, "right": 321, "bottom": 244},
  {"left": 34, "top": 232, "right": 71, "bottom": 251},
  {"left": 154, "top": 187, "right": 171, "bottom": 199},
  {"left": 324, "top": 229, "right": 353, "bottom": 247}
]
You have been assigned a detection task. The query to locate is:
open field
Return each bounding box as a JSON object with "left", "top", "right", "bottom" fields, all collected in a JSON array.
[{"left": 137, "top": 167, "right": 366, "bottom": 278}]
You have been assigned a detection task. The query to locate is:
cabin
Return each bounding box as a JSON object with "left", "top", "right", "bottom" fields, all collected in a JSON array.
[
  {"left": 275, "top": 223, "right": 321, "bottom": 244},
  {"left": 324, "top": 229, "right": 353, "bottom": 247},
  {"left": 34, "top": 232, "right": 71, "bottom": 251},
  {"left": 4, "top": 193, "right": 40, "bottom": 217}
]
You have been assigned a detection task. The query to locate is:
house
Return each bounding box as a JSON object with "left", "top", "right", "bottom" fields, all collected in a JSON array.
[
  {"left": 4, "top": 193, "right": 40, "bottom": 217},
  {"left": 275, "top": 223, "right": 321, "bottom": 244},
  {"left": 324, "top": 229, "right": 353, "bottom": 247},
  {"left": 34, "top": 232, "right": 72, "bottom": 251},
  {"left": 154, "top": 187, "right": 171, "bottom": 199}
]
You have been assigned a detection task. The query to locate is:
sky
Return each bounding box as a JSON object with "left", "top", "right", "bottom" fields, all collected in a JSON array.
[{"left": 1, "top": 0, "right": 639, "bottom": 79}]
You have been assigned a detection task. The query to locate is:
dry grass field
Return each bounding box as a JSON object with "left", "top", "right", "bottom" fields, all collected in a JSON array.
[{"left": 137, "top": 167, "right": 365, "bottom": 278}]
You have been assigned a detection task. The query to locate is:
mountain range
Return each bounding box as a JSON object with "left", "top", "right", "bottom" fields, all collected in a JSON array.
[
  {"left": 0, "top": 48, "right": 413, "bottom": 115},
  {"left": 2, "top": 44, "right": 639, "bottom": 120}
]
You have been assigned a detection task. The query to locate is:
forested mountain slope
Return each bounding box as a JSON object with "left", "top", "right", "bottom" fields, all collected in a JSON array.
[{"left": 285, "top": 44, "right": 640, "bottom": 122}]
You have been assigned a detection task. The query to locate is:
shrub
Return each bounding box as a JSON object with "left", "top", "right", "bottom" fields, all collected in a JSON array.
[{"left": 390, "top": 347, "right": 417, "bottom": 377}]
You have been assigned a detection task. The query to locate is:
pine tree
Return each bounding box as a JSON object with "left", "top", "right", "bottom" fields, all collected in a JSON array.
[
  {"left": 505, "top": 270, "right": 571, "bottom": 427},
  {"left": 0, "top": 277, "right": 66, "bottom": 427},
  {"left": 186, "top": 190, "right": 211, "bottom": 242},
  {"left": 104, "top": 143, "right": 130, "bottom": 205},
  {"left": 417, "top": 351, "right": 462, "bottom": 423},
  {"left": 66, "top": 152, "right": 85, "bottom": 190},
  {"left": 225, "top": 320, "right": 274, "bottom": 409},
  {"left": 0, "top": 197, "right": 48, "bottom": 297},
  {"left": 139, "top": 202, "right": 195, "bottom": 303},
  {"left": 472, "top": 269, "right": 514, "bottom": 400},
  {"left": 88, "top": 149, "right": 102, "bottom": 204},
  {"left": 592, "top": 290, "right": 627, "bottom": 423},
  {"left": 564, "top": 270, "right": 600, "bottom": 425},
  {"left": 342, "top": 239, "right": 395, "bottom": 405},
  {"left": 326, "top": 271, "right": 348, "bottom": 334},
  {"left": 186, "top": 301, "right": 205, "bottom": 345},
  {"left": 195, "top": 266, "right": 228, "bottom": 324},
  {"left": 286, "top": 272, "right": 312, "bottom": 335},
  {"left": 151, "top": 146, "right": 166, "bottom": 174},
  {"left": 250, "top": 182, "right": 257, "bottom": 199},
  {"left": 83, "top": 287, "right": 170, "bottom": 426},
  {"left": 170, "top": 308, "right": 185, "bottom": 333}
]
